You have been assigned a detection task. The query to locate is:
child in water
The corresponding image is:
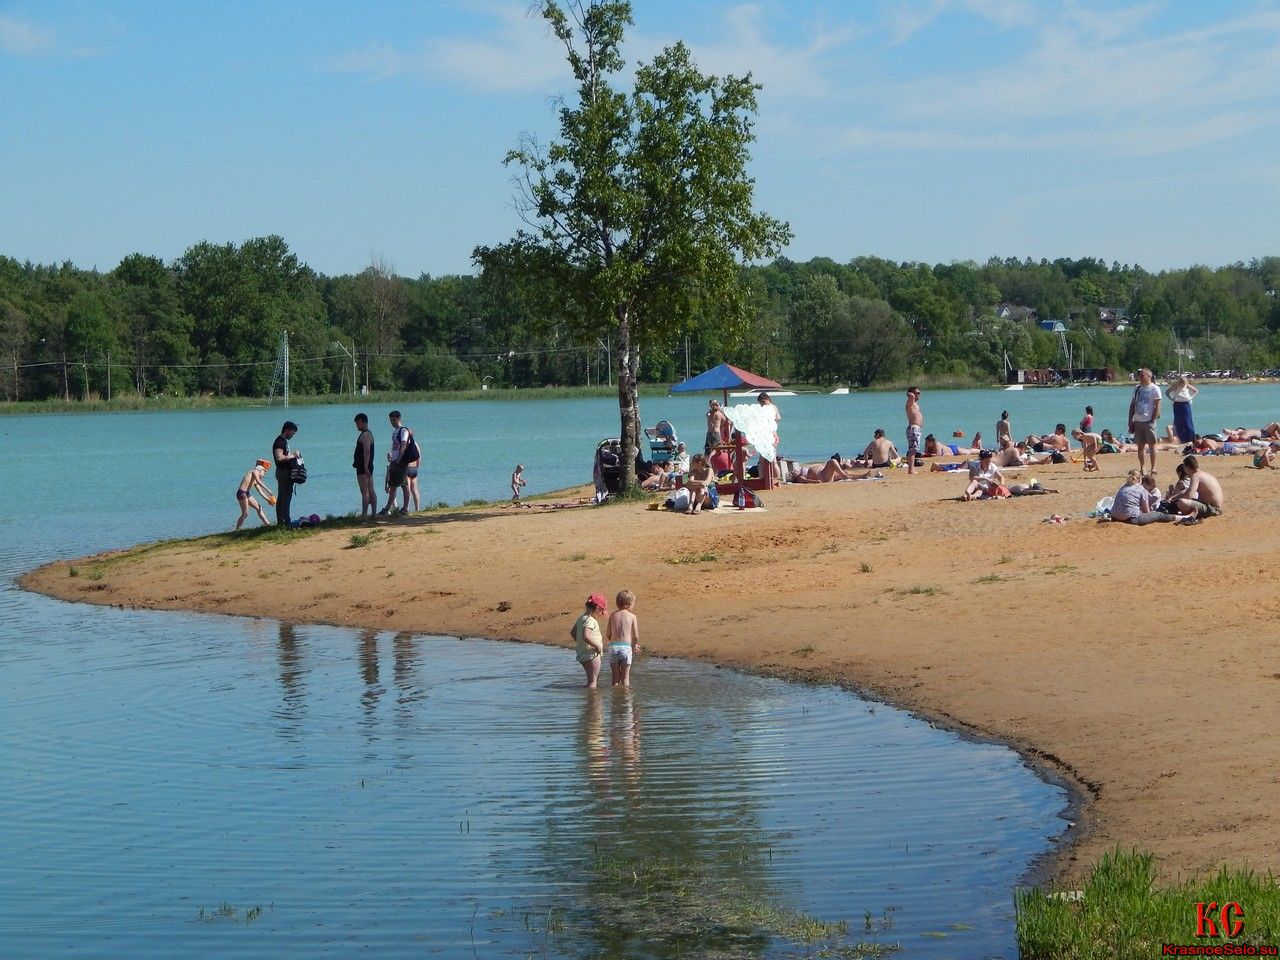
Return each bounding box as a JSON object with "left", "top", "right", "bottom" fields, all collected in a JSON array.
[
  {"left": 234, "top": 463, "right": 276, "bottom": 529},
  {"left": 606, "top": 590, "right": 640, "bottom": 687},
  {"left": 511, "top": 464, "right": 527, "bottom": 501},
  {"left": 570, "top": 594, "right": 607, "bottom": 688}
]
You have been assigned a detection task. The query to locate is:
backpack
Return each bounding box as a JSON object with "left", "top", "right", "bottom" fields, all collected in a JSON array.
[{"left": 290, "top": 460, "right": 308, "bottom": 484}]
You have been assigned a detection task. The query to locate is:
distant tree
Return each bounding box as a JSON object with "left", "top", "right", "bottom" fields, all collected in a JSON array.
[
  {"left": 474, "top": 0, "right": 790, "bottom": 490},
  {"left": 840, "top": 297, "right": 918, "bottom": 387}
]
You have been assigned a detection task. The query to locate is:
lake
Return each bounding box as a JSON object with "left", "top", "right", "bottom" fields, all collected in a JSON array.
[{"left": 16, "top": 385, "right": 1271, "bottom": 956}]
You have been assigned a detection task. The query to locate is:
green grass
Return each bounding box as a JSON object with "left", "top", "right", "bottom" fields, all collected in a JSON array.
[
  {"left": 1042, "top": 564, "right": 1078, "bottom": 576},
  {"left": 346, "top": 531, "right": 378, "bottom": 549},
  {"left": 859, "top": 561, "right": 873, "bottom": 573},
  {"left": 666, "top": 552, "right": 720, "bottom": 565},
  {"left": 998, "top": 554, "right": 1014, "bottom": 564},
  {"left": 1016, "top": 849, "right": 1280, "bottom": 959},
  {"left": 974, "top": 573, "right": 1008, "bottom": 584},
  {"left": 792, "top": 645, "right": 817, "bottom": 658},
  {"left": 899, "top": 585, "right": 941, "bottom": 596}
]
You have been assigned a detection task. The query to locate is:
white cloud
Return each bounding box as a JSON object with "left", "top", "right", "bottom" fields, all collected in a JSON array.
[
  {"left": 829, "top": 3, "right": 1280, "bottom": 158},
  {"left": 333, "top": 4, "right": 566, "bottom": 94},
  {"left": 0, "top": 13, "right": 54, "bottom": 55}
]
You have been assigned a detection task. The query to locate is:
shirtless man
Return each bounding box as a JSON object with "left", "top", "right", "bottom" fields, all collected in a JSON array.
[
  {"left": 859, "top": 429, "right": 899, "bottom": 468},
  {"left": 705, "top": 400, "right": 727, "bottom": 455},
  {"left": 905, "top": 387, "right": 923, "bottom": 475},
  {"left": 1033, "top": 424, "right": 1071, "bottom": 453},
  {"left": 791, "top": 456, "right": 856, "bottom": 483},
  {"left": 991, "top": 438, "right": 1026, "bottom": 468},
  {"left": 1221, "top": 426, "right": 1262, "bottom": 442},
  {"left": 1172, "top": 455, "right": 1224, "bottom": 519}
]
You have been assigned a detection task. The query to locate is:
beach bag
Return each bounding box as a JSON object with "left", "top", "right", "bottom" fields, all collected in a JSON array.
[
  {"left": 706, "top": 484, "right": 720, "bottom": 509},
  {"left": 290, "top": 460, "right": 308, "bottom": 484},
  {"left": 666, "top": 488, "right": 691, "bottom": 511},
  {"left": 403, "top": 431, "right": 421, "bottom": 464},
  {"left": 734, "top": 486, "right": 763, "bottom": 509}
]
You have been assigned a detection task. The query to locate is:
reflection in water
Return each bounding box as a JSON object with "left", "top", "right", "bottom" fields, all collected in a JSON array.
[
  {"left": 274, "top": 621, "right": 306, "bottom": 739},
  {"left": 358, "top": 629, "right": 383, "bottom": 733}
]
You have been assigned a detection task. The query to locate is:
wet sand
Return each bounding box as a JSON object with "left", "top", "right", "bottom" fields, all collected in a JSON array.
[{"left": 22, "top": 454, "right": 1280, "bottom": 883}]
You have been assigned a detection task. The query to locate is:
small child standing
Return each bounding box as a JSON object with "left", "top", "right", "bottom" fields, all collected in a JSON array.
[
  {"left": 606, "top": 590, "right": 640, "bottom": 687},
  {"left": 570, "top": 594, "right": 607, "bottom": 688},
  {"left": 234, "top": 463, "right": 276, "bottom": 529},
  {"left": 1080, "top": 405, "right": 1094, "bottom": 433},
  {"left": 511, "top": 464, "right": 527, "bottom": 501}
]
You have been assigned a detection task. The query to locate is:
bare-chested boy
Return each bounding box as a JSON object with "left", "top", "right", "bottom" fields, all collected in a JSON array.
[
  {"left": 1071, "top": 428, "right": 1102, "bottom": 471},
  {"left": 606, "top": 590, "right": 640, "bottom": 687},
  {"left": 234, "top": 463, "right": 275, "bottom": 530},
  {"left": 1172, "top": 455, "right": 1225, "bottom": 519}
]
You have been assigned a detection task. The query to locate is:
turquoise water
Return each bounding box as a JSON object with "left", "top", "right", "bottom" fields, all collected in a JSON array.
[{"left": 18, "top": 387, "right": 1278, "bottom": 956}]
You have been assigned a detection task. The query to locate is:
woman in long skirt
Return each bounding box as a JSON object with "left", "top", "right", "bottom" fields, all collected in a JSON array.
[{"left": 1166, "top": 376, "right": 1198, "bottom": 443}]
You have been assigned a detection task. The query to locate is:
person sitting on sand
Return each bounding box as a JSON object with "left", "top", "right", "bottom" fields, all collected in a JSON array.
[
  {"left": 1170, "top": 455, "right": 1224, "bottom": 519},
  {"left": 639, "top": 462, "right": 668, "bottom": 491},
  {"left": 1071, "top": 428, "right": 1102, "bottom": 471},
  {"left": 234, "top": 463, "right": 276, "bottom": 529},
  {"left": 1141, "top": 473, "right": 1163, "bottom": 510},
  {"left": 1252, "top": 442, "right": 1280, "bottom": 469},
  {"left": 791, "top": 455, "right": 857, "bottom": 483},
  {"left": 962, "top": 450, "right": 1010, "bottom": 501},
  {"left": 1165, "top": 463, "right": 1191, "bottom": 503},
  {"left": 1105, "top": 469, "right": 1174, "bottom": 525},
  {"left": 860, "top": 429, "right": 900, "bottom": 468},
  {"left": 1029, "top": 424, "right": 1071, "bottom": 454},
  {"left": 1261, "top": 422, "right": 1280, "bottom": 440},
  {"left": 684, "top": 454, "right": 716, "bottom": 514}
]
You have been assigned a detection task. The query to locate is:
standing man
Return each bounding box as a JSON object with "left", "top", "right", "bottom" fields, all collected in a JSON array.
[
  {"left": 353, "top": 413, "right": 376, "bottom": 518},
  {"left": 380, "top": 410, "right": 412, "bottom": 515},
  {"left": 705, "top": 400, "right": 727, "bottom": 455},
  {"left": 905, "top": 387, "right": 923, "bottom": 475},
  {"left": 272, "top": 420, "right": 301, "bottom": 526},
  {"left": 1128, "top": 368, "right": 1162, "bottom": 475}
]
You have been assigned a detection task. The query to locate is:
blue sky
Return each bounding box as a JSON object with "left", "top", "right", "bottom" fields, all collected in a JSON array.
[{"left": 2, "top": 0, "right": 1277, "bottom": 277}]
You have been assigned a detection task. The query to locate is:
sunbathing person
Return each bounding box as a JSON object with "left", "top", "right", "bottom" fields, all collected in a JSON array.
[
  {"left": 962, "top": 451, "right": 1010, "bottom": 500},
  {"left": 1187, "top": 435, "right": 1221, "bottom": 454},
  {"left": 1222, "top": 427, "right": 1262, "bottom": 442},
  {"left": 791, "top": 455, "right": 858, "bottom": 483},
  {"left": 684, "top": 454, "right": 716, "bottom": 514},
  {"left": 1262, "top": 422, "right": 1280, "bottom": 440},
  {"left": 923, "top": 434, "right": 978, "bottom": 457},
  {"left": 1099, "top": 429, "right": 1136, "bottom": 454},
  {"left": 859, "top": 429, "right": 900, "bottom": 468},
  {"left": 1007, "top": 480, "right": 1059, "bottom": 496}
]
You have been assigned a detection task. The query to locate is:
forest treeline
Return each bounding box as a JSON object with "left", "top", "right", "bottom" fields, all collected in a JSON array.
[{"left": 2, "top": 236, "right": 1278, "bottom": 401}]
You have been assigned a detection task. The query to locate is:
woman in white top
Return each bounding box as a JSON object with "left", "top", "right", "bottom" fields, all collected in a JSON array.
[{"left": 1166, "top": 376, "right": 1199, "bottom": 443}]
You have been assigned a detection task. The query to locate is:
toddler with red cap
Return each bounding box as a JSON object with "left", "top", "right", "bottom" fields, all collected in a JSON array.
[{"left": 570, "top": 594, "right": 607, "bottom": 688}]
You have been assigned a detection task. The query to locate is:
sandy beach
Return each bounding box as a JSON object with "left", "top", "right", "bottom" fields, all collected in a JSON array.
[{"left": 22, "top": 453, "right": 1280, "bottom": 884}]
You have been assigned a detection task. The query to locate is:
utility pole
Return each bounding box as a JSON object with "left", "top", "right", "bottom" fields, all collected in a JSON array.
[{"left": 107, "top": 350, "right": 111, "bottom": 401}]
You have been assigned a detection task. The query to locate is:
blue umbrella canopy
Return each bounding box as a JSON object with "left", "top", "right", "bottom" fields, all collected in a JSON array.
[{"left": 670, "top": 363, "right": 782, "bottom": 399}]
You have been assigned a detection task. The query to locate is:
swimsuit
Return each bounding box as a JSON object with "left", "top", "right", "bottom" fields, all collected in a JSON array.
[
  {"left": 608, "top": 643, "right": 633, "bottom": 666},
  {"left": 236, "top": 489, "right": 250, "bottom": 500},
  {"left": 906, "top": 425, "right": 922, "bottom": 456}
]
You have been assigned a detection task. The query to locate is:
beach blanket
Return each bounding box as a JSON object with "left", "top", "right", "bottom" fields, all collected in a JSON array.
[{"left": 725, "top": 404, "right": 777, "bottom": 462}]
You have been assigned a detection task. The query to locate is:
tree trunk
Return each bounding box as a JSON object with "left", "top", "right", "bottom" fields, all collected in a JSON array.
[{"left": 615, "top": 308, "right": 640, "bottom": 491}]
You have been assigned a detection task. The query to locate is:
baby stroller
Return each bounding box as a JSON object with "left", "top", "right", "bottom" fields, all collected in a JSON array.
[
  {"left": 593, "top": 439, "right": 624, "bottom": 501},
  {"left": 644, "top": 419, "right": 679, "bottom": 462}
]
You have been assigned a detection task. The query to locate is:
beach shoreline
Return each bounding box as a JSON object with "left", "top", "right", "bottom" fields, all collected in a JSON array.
[{"left": 21, "top": 454, "right": 1280, "bottom": 885}]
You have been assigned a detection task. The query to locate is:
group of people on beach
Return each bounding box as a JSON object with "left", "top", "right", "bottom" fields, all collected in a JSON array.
[{"left": 233, "top": 411, "right": 424, "bottom": 528}]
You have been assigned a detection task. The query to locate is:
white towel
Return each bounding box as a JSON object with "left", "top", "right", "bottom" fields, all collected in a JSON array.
[{"left": 725, "top": 404, "right": 777, "bottom": 462}]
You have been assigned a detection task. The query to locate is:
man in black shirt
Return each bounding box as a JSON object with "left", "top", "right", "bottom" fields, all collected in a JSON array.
[{"left": 273, "top": 421, "right": 301, "bottom": 525}]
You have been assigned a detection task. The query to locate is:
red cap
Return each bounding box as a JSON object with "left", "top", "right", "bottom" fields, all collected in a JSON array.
[{"left": 588, "top": 593, "right": 608, "bottom": 612}]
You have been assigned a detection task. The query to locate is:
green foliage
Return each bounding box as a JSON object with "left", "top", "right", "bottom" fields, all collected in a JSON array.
[
  {"left": 474, "top": 0, "right": 790, "bottom": 490},
  {"left": 1016, "top": 849, "right": 1280, "bottom": 959}
]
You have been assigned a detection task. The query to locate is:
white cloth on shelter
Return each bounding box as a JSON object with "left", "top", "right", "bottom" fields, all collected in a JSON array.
[{"left": 725, "top": 404, "right": 777, "bottom": 462}]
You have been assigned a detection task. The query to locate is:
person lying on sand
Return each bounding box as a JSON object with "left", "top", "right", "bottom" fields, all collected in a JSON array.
[
  {"left": 923, "top": 434, "right": 978, "bottom": 457},
  {"left": 791, "top": 456, "right": 860, "bottom": 483},
  {"left": 1099, "top": 429, "right": 1136, "bottom": 454},
  {"left": 1222, "top": 427, "right": 1262, "bottom": 442}
]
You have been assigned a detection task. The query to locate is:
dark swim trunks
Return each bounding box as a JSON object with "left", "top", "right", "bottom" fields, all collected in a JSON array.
[{"left": 236, "top": 489, "right": 249, "bottom": 500}]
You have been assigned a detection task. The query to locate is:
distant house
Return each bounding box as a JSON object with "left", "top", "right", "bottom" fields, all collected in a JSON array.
[
  {"left": 997, "top": 303, "right": 1039, "bottom": 322},
  {"left": 1038, "top": 319, "right": 1067, "bottom": 333},
  {"left": 1098, "top": 306, "right": 1130, "bottom": 333}
]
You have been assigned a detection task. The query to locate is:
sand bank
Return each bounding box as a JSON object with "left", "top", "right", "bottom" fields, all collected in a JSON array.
[{"left": 22, "top": 455, "right": 1280, "bottom": 882}]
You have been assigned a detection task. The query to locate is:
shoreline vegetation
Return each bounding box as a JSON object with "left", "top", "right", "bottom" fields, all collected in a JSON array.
[
  {"left": 21, "top": 452, "right": 1280, "bottom": 908},
  {"left": 3, "top": 374, "right": 1279, "bottom": 416}
]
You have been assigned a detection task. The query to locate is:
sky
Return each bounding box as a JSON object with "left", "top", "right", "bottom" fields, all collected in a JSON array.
[{"left": 1, "top": 0, "right": 1278, "bottom": 278}]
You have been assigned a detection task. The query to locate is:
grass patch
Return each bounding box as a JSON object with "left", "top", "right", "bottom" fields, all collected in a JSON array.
[
  {"left": 1042, "top": 564, "right": 1078, "bottom": 576},
  {"left": 564, "top": 552, "right": 588, "bottom": 562},
  {"left": 666, "top": 552, "right": 720, "bottom": 565},
  {"left": 973, "top": 573, "right": 1007, "bottom": 584},
  {"left": 998, "top": 554, "right": 1014, "bottom": 564},
  {"left": 792, "top": 645, "right": 817, "bottom": 658},
  {"left": 859, "top": 562, "right": 873, "bottom": 573},
  {"left": 898, "top": 585, "right": 942, "bottom": 596},
  {"left": 1016, "top": 849, "right": 1280, "bottom": 959},
  {"left": 346, "top": 531, "right": 379, "bottom": 549},
  {"left": 67, "top": 566, "right": 79, "bottom": 578}
]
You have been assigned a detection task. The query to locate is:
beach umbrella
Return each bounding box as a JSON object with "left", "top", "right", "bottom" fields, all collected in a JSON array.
[{"left": 669, "top": 362, "right": 782, "bottom": 407}]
